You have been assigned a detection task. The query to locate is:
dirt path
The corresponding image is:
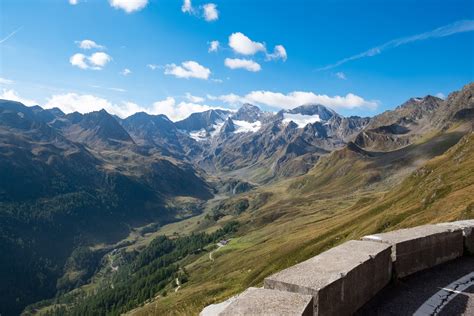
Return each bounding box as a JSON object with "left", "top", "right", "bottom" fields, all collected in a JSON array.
[
  {"left": 209, "top": 243, "right": 226, "bottom": 262},
  {"left": 174, "top": 278, "right": 181, "bottom": 292}
]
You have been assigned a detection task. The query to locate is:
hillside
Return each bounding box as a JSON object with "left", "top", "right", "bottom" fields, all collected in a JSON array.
[
  {"left": 0, "top": 100, "right": 212, "bottom": 315},
  {"left": 128, "top": 130, "right": 473, "bottom": 316}
]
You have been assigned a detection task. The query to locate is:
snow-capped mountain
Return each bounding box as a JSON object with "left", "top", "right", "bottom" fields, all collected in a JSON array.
[
  {"left": 175, "top": 109, "right": 231, "bottom": 142},
  {"left": 192, "top": 103, "right": 371, "bottom": 182}
]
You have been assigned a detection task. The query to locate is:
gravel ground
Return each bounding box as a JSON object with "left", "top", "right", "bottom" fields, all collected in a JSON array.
[{"left": 356, "top": 256, "right": 474, "bottom": 315}]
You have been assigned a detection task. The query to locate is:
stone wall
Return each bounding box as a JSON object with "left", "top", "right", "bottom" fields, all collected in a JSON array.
[{"left": 204, "top": 220, "right": 474, "bottom": 316}]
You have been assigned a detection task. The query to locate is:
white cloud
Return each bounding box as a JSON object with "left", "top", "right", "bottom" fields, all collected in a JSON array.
[
  {"left": 210, "top": 90, "right": 378, "bottom": 110},
  {"left": 147, "top": 64, "right": 160, "bottom": 70},
  {"left": 208, "top": 40, "right": 219, "bottom": 52},
  {"left": 164, "top": 61, "right": 211, "bottom": 79},
  {"left": 335, "top": 72, "right": 347, "bottom": 80},
  {"left": 76, "top": 39, "right": 105, "bottom": 50},
  {"left": 203, "top": 3, "right": 218, "bottom": 21},
  {"left": 182, "top": 0, "right": 218, "bottom": 22},
  {"left": 182, "top": 0, "right": 193, "bottom": 13},
  {"left": 121, "top": 68, "right": 132, "bottom": 76},
  {"left": 228, "top": 32, "right": 266, "bottom": 55},
  {"left": 69, "top": 0, "right": 79, "bottom": 5},
  {"left": 46, "top": 93, "right": 115, "bottom": 115},
  {"left": 109, "top": 0, "right": 148, "bottom": 13},
  {"left": 70, "top": 52, "right": 112, "bottom": 70},
  {"left": 0, "top": 77, "right": 14, "bottom": 85},
  {"left": 245, "top": 91, "right": 378, "bottom": 110},
  {"left": 89, "top": 52, "right": 111, "bottom": 67},
  {"left": 224, "top": 58, "right": 261, "bottom": 72},
  {"left": 435, "top": 92, "right": 446, "bottom": 99},
  {"left": 227, "top": 33, "right": 287, "bottom": 62},
  {"left": 70, "top": 53, "right": 89, "bottom": 69},
  {"left": 185, "top": 93, "right": 205, "bottom": 103},
  {"left": 318, "top": 19, "right": 474, "bottom": 71},
  {"left": 266, "top": 45, "right": 287, "bottom": 61},
  {"left": 0, "top": 89, "right": 38, "bottom": 106}
]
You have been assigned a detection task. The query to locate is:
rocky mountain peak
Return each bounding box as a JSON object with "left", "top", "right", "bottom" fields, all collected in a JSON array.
[
  {"left": 231, "top": 103, "right": 263, "bottom": 123},
  {"left": 175, "top": 109, "right": 231, "bottom": 132},
  {"left": 288, "top": 104, "right": 337, "bottom": 121},
  {"left": 66, "top": 109, "right": 134, "bottom": 145},
  {"left": 221, "top": 117, "right": 236, "bottom": 134}
]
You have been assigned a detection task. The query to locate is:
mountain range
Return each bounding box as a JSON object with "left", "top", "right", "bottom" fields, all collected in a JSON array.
[{"left": 0, "top": 83, "right": 473, "bottom": 315}]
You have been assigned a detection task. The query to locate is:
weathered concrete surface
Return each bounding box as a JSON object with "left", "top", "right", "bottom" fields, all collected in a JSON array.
[
  {"left": 200, "top": 294, "right": 239, "bottom": 316},
  {"left": 220, "top": 287, "right": 313, "bottom": 316},
  {"left": 264, "top": 240, "right": 392, "bottom": 316},
  {"left": 437, "top": 220, "right": 474, "bottom": 255},
  {"left": 362, "top": 224, "right": 463, "bottom": 278}
]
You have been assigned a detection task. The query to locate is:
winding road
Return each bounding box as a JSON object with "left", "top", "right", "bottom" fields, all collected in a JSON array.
[
  {"left": 174, "top": 278, "right": 181, "bottom": 293},
  {"left": 209, "top": 242, "right": 226, "bottom": 262}
]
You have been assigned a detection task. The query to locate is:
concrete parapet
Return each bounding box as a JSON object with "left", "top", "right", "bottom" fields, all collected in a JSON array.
[
  {"left": 201, "top": 221, "right": 474, "bottom": 316},
  {"left": 263, "top": 240, "right": 392, "bottom": 316},
  {"left": 362, "top": 224, "right": 463, "bottom": 278},
  {"left": 220, "top": 287, "right": 313, "bottom": 316},
  {"left": 437, "top": 220, "right": 474, "bottom": 255}
]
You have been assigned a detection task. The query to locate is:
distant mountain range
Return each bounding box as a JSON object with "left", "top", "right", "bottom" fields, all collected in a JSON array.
[{"left": 0, "top": 83, "right": 473, "bottom": 315}]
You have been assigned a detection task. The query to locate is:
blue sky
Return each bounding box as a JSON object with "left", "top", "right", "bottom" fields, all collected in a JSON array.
[{"left": 0, "top": 0, "right": 473, "bottom": 121}]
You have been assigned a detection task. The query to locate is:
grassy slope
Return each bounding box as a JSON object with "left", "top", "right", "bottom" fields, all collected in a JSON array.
[{"left": 130, "top": 130, "right": 474, "bottom": 315}]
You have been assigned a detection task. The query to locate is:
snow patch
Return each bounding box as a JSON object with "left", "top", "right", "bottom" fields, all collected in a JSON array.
[
  {"left": 283, "top": 113, "right": 321, "bottom": 128},
  {"left": 189, "top": 121, "right": 225, "bottom": 141},
  {"left": 233, "top": 120, "right": 261, "bottom": 133},
  {"left": 189, "top": 129, "right": 208, "bottom": 141},
  {"left": 210, "top": 121, "right": 225, "bottom": 138}
]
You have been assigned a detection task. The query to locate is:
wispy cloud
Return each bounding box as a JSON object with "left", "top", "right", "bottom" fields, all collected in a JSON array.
[
  {"left": 318, "top": 20, "right": 474, "bottom": 71},
  {"left": 75, "top": 39, "right": 105, "bottom": 50},
  {"left": 147, "top": 64, "right": 161, "bottom": 70},
  {"left": 181, "top": 0, "right": 219, "bottom": 22},
  {"left": 335, "top": 72, "right": 347, "bottom": 80},
  {"left": 0, "top": 77, "right": 14, "bottom": 85},
  {"left": 120, "top": 68, "right": 132, "bottom": 76},
  {"left": 0, "top": 26, "right": 22, "bottom": 44}
]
